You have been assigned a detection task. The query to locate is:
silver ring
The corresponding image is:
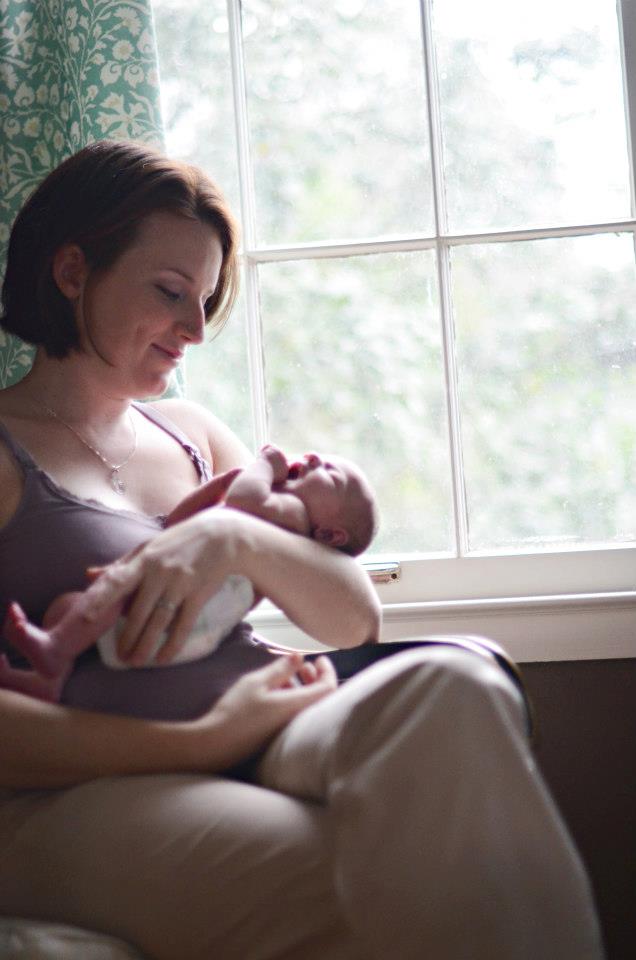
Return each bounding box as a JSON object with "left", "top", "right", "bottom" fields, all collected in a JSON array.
[{"left": 155, "top": 598, "right": 179, "bottom": 614}]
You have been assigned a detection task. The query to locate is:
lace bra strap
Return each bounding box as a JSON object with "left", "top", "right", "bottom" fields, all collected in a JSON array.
[{"left": 133, "top": 402, "right": 213, "bottom": 483}]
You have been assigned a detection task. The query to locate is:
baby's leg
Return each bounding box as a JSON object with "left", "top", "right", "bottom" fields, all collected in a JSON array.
[
  {"left": 42, "top": 592, "right": 81, "bottom": 628},
  {"left": 2, "top": 597, "right": 116, "bottom": 679},
  {"left": 0, "top": 653, "right": 67, "bottom": 702},
  {"left": 2, "top": 602, "right": 64, "bottom": 678}
]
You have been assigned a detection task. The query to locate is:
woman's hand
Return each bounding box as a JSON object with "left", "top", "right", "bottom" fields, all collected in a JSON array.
[
  {"left": 189, "top": 653, "right": 338, "bottom": 771},
  {"left": 82, "top": 508, "right": 253, "bottom": 666}
]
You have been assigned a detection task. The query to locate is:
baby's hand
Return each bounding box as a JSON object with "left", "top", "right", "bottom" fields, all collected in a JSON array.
[{"left": 259, "top": 444, "right": 289, "bottom": 483}]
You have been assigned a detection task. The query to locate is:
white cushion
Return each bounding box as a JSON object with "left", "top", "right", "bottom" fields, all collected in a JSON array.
[{"left": 0, "top": 918, "right": 144, "bottom": 959}]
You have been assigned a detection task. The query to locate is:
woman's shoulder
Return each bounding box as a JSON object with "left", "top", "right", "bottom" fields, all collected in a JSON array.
[
  {"left": 147, "top": 397, "right": 209, "bottom": 432},
  {"left": 147, "top": 399, "right": 252, "bottom": 472},
  {"left": 0, "top": 425, "right": 25, "bottom": 530}
]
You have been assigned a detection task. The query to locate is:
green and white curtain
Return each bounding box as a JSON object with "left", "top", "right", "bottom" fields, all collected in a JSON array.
[{"left": 0, "top": 0, "right": 165, "bottom": 388}]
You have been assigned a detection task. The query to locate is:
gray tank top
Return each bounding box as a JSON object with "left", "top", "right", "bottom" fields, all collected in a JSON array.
[{"left": 0, "top": 403, "right": 274, "bottom": 720}]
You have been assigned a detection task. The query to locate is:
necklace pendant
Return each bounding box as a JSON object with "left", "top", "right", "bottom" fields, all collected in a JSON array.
[{"left": 110, "top": 469, "right": 126, "bottom": 495}]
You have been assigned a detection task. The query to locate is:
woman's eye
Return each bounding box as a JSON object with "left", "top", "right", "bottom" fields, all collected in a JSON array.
[{"left": 157, "top": 285, "right": 181, "bottom": 302}]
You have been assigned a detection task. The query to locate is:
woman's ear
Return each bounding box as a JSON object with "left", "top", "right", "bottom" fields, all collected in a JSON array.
[
  {"left": 313, "top": 526, "right": 349, "bottom": 548},
  {"left": 51, "top": 244, "right": 88, "bottom": 300}
]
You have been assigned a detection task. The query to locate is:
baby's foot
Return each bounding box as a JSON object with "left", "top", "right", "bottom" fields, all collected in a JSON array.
[
  {"left": 2, "top": 602, "right": 64, "bottom": 679},
  {"left": 0, "top": 652, "right": 65, "bottom": 702}
]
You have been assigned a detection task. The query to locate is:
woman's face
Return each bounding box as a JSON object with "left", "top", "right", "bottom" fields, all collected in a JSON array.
[{"left": 77, "top": 211, "right": 224, "bottom": 398}]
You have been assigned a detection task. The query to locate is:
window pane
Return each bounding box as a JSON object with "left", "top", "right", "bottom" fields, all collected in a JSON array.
[
  {"left": 434, "top": 0, "right": 631, "bottom": 232},
  {"left": 184, "top": 293, "right": 255, "bottom": 451},
  {"left": 258, "top": 252, "right": 453, "bottom": 553},
  {"left": 242, "top": 0, "right": 434, "bottom": 244},
  {"left": 453, "top": 233, "right": 636, "bottom": 549},
  {"left": 153, "top": 0, "right": 240, "bottom": 213}
]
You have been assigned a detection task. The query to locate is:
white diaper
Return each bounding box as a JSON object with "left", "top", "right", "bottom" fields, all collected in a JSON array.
[{"left": 97, "top": 574, "right": 254, "bottom": 669}]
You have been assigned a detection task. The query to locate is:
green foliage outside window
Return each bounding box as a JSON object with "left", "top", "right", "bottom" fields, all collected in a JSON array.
[{"left": 153, "top": 0, "right": 636, "bottom": 554}]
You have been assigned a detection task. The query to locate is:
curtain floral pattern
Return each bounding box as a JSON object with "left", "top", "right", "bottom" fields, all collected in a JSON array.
[{"left": 0, "top": 0, "right": 165, "bottom": 388}]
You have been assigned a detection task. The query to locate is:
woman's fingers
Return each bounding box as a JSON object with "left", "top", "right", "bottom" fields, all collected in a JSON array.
[
  {"left": 152, "top": 593, "right": 210, "bottom": 665},
  {"left": 82, "top": 560, "right": 140, "bottom": 622},
  {"left": 263, "top": 651, "right": 305, "bottom": 686},
  {"left": 257, "top": 652, "right": 337, "bottom": 693},
  {"left": 263, "top": 653, "right": 338, "bottom": 714},
  {"left": 120, "top": 596, "right": 183, "bottom": 665},
  {"left": 313, "top": 654, "right": 338, "bottom": 686},
  {"left": 115, "top": 573, "right": 198, "bottom": 664}
]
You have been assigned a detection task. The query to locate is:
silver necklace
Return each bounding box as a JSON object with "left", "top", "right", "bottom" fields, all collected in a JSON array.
[{"left": 43, "top": 404, "right": 138, "bottom": 495}]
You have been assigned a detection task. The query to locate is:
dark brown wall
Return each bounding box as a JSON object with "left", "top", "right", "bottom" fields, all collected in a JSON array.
[{"left": 521, "top": 659, "right": 635, "bottom": 960}]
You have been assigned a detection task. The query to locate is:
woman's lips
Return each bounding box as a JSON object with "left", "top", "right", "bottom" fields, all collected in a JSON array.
[{"left": 153, "top": 344, "right": 183, "bottom": 362}]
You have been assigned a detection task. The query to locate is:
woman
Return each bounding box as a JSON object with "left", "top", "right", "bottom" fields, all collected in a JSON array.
[{"left": 0, "top": 140, "right": 604, "bottom": 960}]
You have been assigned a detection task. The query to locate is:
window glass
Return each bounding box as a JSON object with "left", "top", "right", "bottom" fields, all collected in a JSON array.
[
  {"left": 453, "top": 233, "right": 636, "bottom": 548},
  {"left": 152, "top": 0, "right": 240, "bottom": 214},
  {"left": 258, "top": 252, "right": 453, "bottom": 552},
  {"left": 434, "top": 0, "right": 631, "bottom": 232},
  {"left": 241, "top": 0, "right": 434, "bottom": 244},
  {"left": 184, "top": 293, "right": 255, "bottom": 450},
  {"left": 153, "top": 0, "right": 636, "bottom": 564}
]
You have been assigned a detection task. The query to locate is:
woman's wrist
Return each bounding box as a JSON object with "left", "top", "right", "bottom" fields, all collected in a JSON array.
[{"left": 177, "top": 709, "right": 240, "bottom": 774}]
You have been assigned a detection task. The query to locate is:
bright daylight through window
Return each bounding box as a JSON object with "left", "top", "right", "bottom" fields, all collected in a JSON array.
[{"left": 151, "top": 0, "right": 636, "bottom": 641}]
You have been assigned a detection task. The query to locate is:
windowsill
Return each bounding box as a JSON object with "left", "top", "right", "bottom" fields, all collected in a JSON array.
[
  {"left": 366, "top": 544, "right": 636, "bottom": 605},
  {"left": 249, "top": 590, "right": 636, "bottom": 663}
]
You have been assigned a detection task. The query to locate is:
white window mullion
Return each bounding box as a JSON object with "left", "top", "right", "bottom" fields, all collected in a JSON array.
[
  {"left": 419, "top": 0, "right": 469, "bottom": 557},
  {"left": 245, "top": 218, "right": 636, "bottom": 265},
  {"left": 226, "top": 0, "right": 269, "bottom": 447},
  {"left": 618, "top": 0, "right": 636, "bottom": 218}
]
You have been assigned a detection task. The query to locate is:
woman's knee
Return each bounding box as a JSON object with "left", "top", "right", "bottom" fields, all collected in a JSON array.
[
  {"left": 397, "top": 643, "right": 528, "bottom": 730},
  {"left": 332, "top": 643, "right": 528, "bottom": 763}
]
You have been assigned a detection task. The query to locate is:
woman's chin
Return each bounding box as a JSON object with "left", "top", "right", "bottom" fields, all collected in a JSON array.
[{"left": 130, "top": 371, "right": 173, "bottom": 400}]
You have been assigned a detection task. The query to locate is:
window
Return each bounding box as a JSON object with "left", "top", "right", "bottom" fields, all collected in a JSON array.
[{"left": 152, "top": 0, "right": 636, "bottom": 656}]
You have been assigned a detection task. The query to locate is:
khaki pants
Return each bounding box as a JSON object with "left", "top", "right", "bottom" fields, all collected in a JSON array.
[{"left": 0, "top": 646, "right": 604, "bottom": 960}]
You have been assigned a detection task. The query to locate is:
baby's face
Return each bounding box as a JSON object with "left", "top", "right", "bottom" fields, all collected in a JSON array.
[{"left": 283, "top": 452, "right": 358, "bottom": 531}]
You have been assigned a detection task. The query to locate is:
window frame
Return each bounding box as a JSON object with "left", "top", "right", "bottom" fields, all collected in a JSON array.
[{"left": 219, "top": 0, "right": 636, "bottom": 659}]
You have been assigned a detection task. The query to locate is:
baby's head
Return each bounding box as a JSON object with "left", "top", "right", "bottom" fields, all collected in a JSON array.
[{"left": 285, "top": 453, "right": 378, "bottom": 557}]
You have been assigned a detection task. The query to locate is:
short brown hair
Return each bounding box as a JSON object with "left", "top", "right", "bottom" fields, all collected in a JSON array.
[{"left": 1, "top": 139, "right": 240, "bottom": 358}]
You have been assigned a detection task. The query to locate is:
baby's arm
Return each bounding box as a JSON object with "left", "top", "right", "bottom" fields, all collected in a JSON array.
[
  {"left": 226, "top": 445, "right": 310, "bottom": 536},
  {"left": 165, "top": 468, "right": 242, "bottom": 527}
]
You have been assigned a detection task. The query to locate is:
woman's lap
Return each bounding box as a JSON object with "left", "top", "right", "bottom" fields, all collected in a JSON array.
[
  {"left": 0, "top": 774, "right": 360, "bottom": 960},
  {"left": 0, "top": 642, "right": 603, "bottom": 960}
]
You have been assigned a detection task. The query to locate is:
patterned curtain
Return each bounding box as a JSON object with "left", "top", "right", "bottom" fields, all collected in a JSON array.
[{"left": 0, "top": 0, "right": 168, "bottom": 389}]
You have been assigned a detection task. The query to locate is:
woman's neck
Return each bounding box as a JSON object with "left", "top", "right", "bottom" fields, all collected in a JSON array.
[{"left": 7, "top": 351, "right": 133, "bottom": 426}]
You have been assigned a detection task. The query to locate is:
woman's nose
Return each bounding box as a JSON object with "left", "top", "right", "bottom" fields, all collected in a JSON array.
[{"left": 178, "top": 304, "right": 206, "bottom": 344}]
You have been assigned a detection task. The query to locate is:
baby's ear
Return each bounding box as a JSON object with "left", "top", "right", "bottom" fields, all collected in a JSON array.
[{"left": 313, "top": 526, "right": 349, "bottom": 548}]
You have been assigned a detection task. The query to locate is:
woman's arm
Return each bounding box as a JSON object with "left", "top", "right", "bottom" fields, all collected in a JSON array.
[
  {"left": 0, "top": 654, "right": 337, "bottom": 789},
  {"left": 84, "top": 508, "right": 381, "bottom": 667},
  {"left": 237, "top": 511, "right": 381, "bottom": 647}
]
